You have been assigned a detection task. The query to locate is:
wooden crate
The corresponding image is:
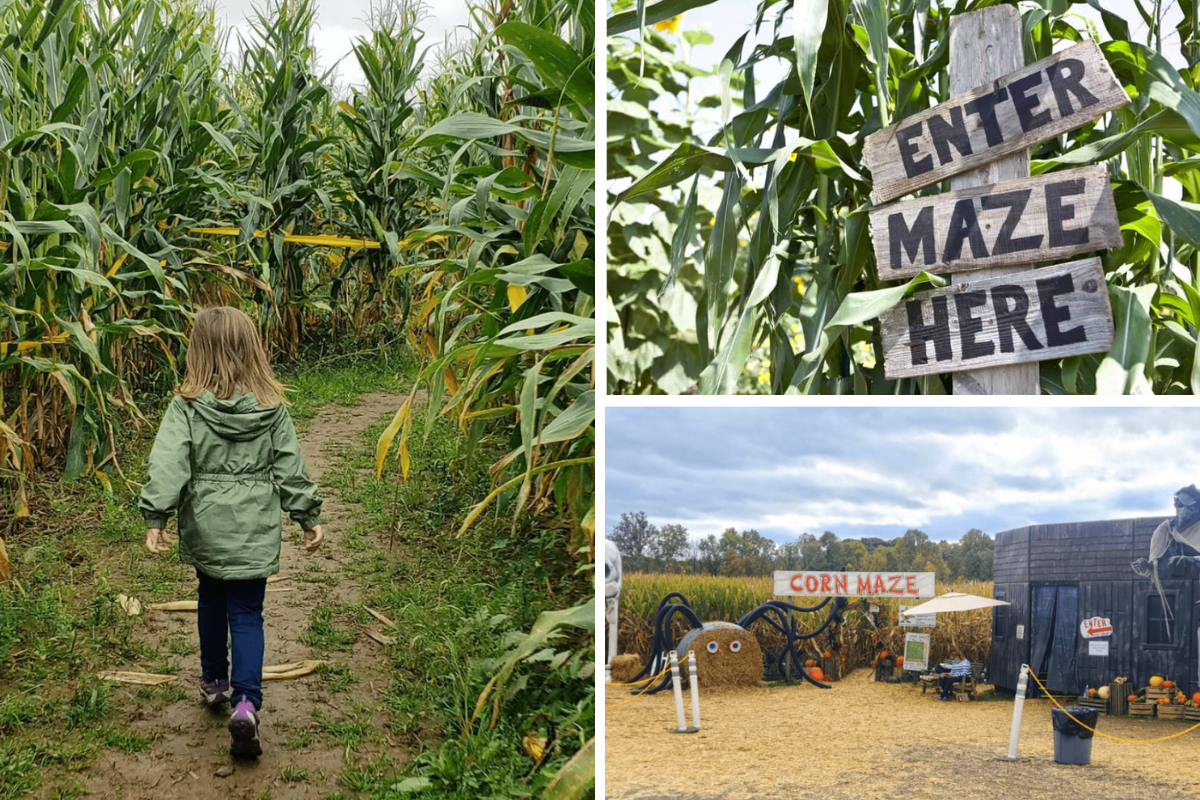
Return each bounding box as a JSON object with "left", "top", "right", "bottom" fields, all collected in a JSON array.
[
  {"left": 821, "top": 657, "right": 840, "bottom": 682},
  {"left": 1129, "top": 704, "right": 1156, "bottom": 717},
  {"left": 1146, "top": 686, "right": 1170, "bottom": 701},
  {"left": 1108, "top": 681, "right": 1130, "bottom": 717},
  {"left": 1184, "top": 707, "right": 1200, "bottom": 722},
  {"left": 1077, "top": 696, "right": 1107, "bottom": 714},
  {"left": 1158, "top": 704, "right": 1185, "bottom": 720}
]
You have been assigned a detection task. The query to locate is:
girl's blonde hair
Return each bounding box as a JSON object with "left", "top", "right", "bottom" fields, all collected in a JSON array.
[{"left": 178, "top": 306, "right": 286, "bottom": 407}]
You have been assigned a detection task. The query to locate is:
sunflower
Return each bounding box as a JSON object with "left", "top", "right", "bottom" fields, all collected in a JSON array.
[{"left": 653, "top": 15, "right": 682, "bottom": 33}]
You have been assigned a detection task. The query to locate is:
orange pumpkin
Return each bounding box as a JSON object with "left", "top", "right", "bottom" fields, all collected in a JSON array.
[
  {"left": 822, "top": 651, "right": 833, "bottom": 659},
  {"left": 1164, "top": 680, "right": 1175, "bottom": 689},
  {"left": 810, "top": 667, "right": 824, "bottom": 682},
  {"left": 879, "top": 650, "right": 889, "bottom": 659},
  {"left": 896, "top": 656, "right": 904, "bottom": 666},
  {"left": 805, "top": 659, "right": 815, "bottom": 667},
  {"left": 1087, "top": 688, "right": 1097, "bottom": 698},
  {"left": 1128, "top": 694, "right": 1139, "bottom": 703},
  {"left": 1157, "top": 698, "right": 1170, "bottom": 705},
  {"left": 1193, "top": 692, "right": 1200, "bottom": 705}
]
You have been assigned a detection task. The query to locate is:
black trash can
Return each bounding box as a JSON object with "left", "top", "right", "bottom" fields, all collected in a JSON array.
[{"left": 1051, "top": 707, "right": 1098, "bottom": 765}]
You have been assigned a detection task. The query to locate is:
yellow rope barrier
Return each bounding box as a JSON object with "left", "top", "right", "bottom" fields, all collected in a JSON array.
[
  {"left": 1026, "top": 671, "right": 1200, "bottom": 743},
  {"left": 604, "top": 663, "right": 672, "bottom": 710}
]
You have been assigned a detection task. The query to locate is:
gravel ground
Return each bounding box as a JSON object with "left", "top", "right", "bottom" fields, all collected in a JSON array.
[{"left": 605, "top": 669, "right": 1200, "bottom": 799}]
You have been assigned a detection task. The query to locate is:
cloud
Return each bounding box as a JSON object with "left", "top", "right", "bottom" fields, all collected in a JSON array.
[{"left": 605, "top": 407, "right": 1194, "bottom": 544}]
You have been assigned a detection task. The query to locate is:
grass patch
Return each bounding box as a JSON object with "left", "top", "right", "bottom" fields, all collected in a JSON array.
[
  {"left": 280, "top": 765, "right": 309, "bottom": 783},
  {"left": 301, "top": 603, "right": 357, "bottom": 653},
  {"left": 975, "top": 688, "right": 1013, "bottom": 702}
]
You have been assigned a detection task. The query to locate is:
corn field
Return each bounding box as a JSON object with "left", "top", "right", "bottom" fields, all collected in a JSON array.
[
  {"left": 608, "top": 0, "right": 1200, "bottom": 394},
  {"left": 618, "top": 573, "right": 997, "bottom": 669},
  {"left": 0, "top": 0, "right": 594, "bottom": 536}
]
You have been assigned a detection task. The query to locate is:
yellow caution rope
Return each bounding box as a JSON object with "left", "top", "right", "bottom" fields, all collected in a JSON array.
[
  {"left": 1026, "top": 671, "right": 1200, "bottom": 743},
  {"left": 604, "top": 664, "right": 672, "bottom": 709}
]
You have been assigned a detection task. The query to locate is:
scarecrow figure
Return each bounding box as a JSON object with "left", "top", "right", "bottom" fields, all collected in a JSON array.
[
  {"left": 1132, "top": 484, "right": 1200, "bottom": 638},
  {"left": 604, "top": 540, "right": 622, "bottom": 683}
]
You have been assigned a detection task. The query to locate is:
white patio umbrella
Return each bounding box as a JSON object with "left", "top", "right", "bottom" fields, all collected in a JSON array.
[{"left": 901, "top": 592, "right": 1009, "bottom": 616}]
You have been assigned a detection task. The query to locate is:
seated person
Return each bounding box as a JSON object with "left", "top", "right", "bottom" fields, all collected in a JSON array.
[{"left": 937, "top": 653, "right": 971, "bottom": 700}]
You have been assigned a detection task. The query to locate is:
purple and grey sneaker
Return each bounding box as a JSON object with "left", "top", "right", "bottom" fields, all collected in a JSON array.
[
  {"left": 201, "top": 679, "right": 232, "bottom": 707},
  {"left": 228, "top": 698, "right": 262, "bottom": 758}
]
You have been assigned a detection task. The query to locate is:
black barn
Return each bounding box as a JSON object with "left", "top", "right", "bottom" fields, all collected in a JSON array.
[{"left": 991, "top": 517, "right": 1198, "bottom": 697}]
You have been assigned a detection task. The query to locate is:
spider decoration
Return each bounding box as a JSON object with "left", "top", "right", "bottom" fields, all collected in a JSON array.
[{"left": 623, "top": 592, "right": 880, "bottom": 694}]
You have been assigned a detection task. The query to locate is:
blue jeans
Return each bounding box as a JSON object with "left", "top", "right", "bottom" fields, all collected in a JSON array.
[{"left": 196, "top": 569, "right": 267, "bottom": 710}]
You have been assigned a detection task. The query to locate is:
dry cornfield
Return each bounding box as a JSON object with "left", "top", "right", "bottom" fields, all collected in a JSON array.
[{"left": 618, "top": 573, "right": 996, "bottom": 670}]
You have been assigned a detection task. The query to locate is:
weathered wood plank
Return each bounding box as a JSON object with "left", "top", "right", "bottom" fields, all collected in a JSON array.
[
  {"left": 880, "top": 257, "right": 1113, "bottom": 380},
  {"left": 947, "top": 6, "right": 1037, "bottom": 395},
  {"left": 870, "top": 165, "right": 1122, "bottom": 280},
  {"left": 863, "top": 39, "right": 1130, "bottom": 204}
]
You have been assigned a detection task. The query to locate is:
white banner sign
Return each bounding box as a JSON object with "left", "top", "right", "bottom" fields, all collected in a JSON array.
[
  {"left": 1089, "top": 640, "right": 1109, "bottom": 657},
  {"left": 1017, "top": 624, "right": 1025, "bottom": 640},
  {"left": 903, "top": 633, "right": 931, "bottom": 671},
  {"left": 1080, "top": 616, "right": 1113, "bottom": 638},
  {"left": 900, "top": 598, "right": 937, "bottom": 628},
  {"left": 773, "top": 571, "right": 936, "bottom": 598}
]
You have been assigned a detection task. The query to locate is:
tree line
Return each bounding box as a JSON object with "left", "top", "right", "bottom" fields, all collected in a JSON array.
[{"left": 607, "top": 512, "right": 995, "bottom": 580}]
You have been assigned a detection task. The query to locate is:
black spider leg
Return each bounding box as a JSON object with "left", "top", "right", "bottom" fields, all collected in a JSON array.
[
  {"left": 626, "top": 593, "right": 702, "bottom": 695},
  {"left": 737, "top": 598, "right": 840, "bottom": 688}
]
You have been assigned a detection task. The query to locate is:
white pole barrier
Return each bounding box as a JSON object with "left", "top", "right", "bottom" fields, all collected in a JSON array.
[
  {"left": 688, "top": 650, "right": 701, "bottom": 729},
  {"left": 1008, "top": 664, "right": 1030, "bottom": 760},
  {"left": 670, "top": 651, "right": 687, "bottom": 731},
  {"left": 605, "top": 598, "right": 618, "bottom": 683}
]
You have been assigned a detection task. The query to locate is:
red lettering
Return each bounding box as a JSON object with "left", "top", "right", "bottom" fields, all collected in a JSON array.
[
  {"left": 820, "top": 574, "right": 832, "bottom": 593},
  {"left": 805, "top": 575, "right": 819, "bottom": 593},
  {"left": 874, "top": 575, "right": 886, "bottom": 594},
  {"left": 857, "top": 576, "right": 873, "bottom": 594},
  {"left": 791, "top": 575, "right": 804, "bottom": 592},
  {"left": 906, "top": 576, "right": 916, "bottom": 595},
  {"left": 835, "top": 575, "right": 848, "bottom": 594},
  {"left": 888, "top": 575, "right": 902, "bottom": 594}
]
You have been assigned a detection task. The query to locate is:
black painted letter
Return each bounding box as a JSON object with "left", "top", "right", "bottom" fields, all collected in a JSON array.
[
  {"left": 906, "top": 296, "right": 953, "bottom": 365},
  {"left": 964, "top": 88, "right": 1009, "bottom": 147},
  {"left": 980, "top": 189, "right": 1042, "bottom": 255},
  {"left": 1047, "top": 58, "right": 1099, "bottom": 117},
  {"left": 1046, "top": 179, "right": 1089, "bottom": 248},
  {"left": 888, "top": 207, "right": 936, "bottom": 269},
  {"left": 954, "top": 291, "right": 995, "bottom": 360},
  {"left": 897, "top": 122, "right": 933, "bottom": 178},
  {"left": 1008, "top": 72, "right": 1052, "bottom": 132},
  {"left": 991, "top": 284, "right": 1044, "bottom": 353},
  {"left": 927, "top": 106, "right": 973, "bottom": 165},
  {"left": 942, "top": 199, "right": 990, "bottom": 262},
  {"left": 1037, "top": 273, "right": 1087, "bottom": 346}
]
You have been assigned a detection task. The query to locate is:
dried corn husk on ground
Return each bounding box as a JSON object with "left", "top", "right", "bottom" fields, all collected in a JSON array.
[
  {"left": 262, "top": 660, "right": 326, "bottom": 680},
  {"left": 364, "top": 607, "right": 397, "bottom": 629},
  {"left": 100, "top": 671, "right": 178, "bottom": 685},
  {"left": 364, "top": 628, "right": 396, "bottom": 646},
  {"left": 0, "top": 537, "right": 10, "bottom": 584},
  {"left": 148, "top": 601, "right": 198, "bottom": 612},
  {"left": 117, "top": 594, "right": 143, "bottom": 616}
]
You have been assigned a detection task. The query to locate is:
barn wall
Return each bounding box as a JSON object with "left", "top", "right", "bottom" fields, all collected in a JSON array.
[
  {"left": 991, "top": 582, "right": 1029, "bottom": 692},
  {"left": 991, "top": 515, "right": 1196, "bottom": 696}
]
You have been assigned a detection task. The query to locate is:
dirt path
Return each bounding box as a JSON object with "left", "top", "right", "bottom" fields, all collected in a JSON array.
[
  {"left": 606, "top": 669, "right": 1200, "bottom": 799},
  {"left": 79, "top": 392, "right": 407, "bottom": 800}
]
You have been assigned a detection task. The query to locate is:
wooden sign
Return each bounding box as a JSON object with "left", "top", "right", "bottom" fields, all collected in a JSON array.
[
  {"left": 870, "top": 166, "right": 1121, "bottom": 280},
  {"left": 773, "top": 571, "right": 935, "bottom": 598},
  {"left": 1080, "top": 616, "right": 1113, "bottom": 638},
  {"left": 880, "top": 257, "right": 1113, "bottom": 379},
  {"left": 864, "top": 40, "right": 1130, "bottom": 204}
]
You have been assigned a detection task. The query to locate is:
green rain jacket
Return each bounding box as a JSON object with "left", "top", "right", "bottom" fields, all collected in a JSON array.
[{"left": 138, "top": 392, "right": 322, "bottom": 580}]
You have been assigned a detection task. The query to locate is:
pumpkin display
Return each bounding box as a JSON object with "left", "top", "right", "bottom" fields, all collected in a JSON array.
[
  {"left": 1087, "top": 688, "right": 1097, "bottom": 698},
  {"left": 1128, "top": 694, "right": 1139, "bottom": 703},
  {"left": 879, "top": 650, "right": 888, "bottom": 659},
  {"left": 1157, "top": 698, "right": 1170, "bottom": 705},
  {"left": 1150, "top": 675, "right": 1165, "bottom": 687},
  {"left": 810, "top": 667, "right": 824, "bottom": 682},
  {"left": 896, "top": 656, "right": 904, "bottom": 666},
  {"left": 1193, "top": 692, "right": 1200, "bottom": 705},
  {"left": 822, "top": 651, "right": 833, "bottom": 659},
  {"left": 1097, "top": 686, "right": 1110, "bottom": 700},
  {"left": 1164, "top": 680, "right": 1175, "bottom": 688},
  {"left": 805, "top": 659, "right": 815, "bottom": 667}
]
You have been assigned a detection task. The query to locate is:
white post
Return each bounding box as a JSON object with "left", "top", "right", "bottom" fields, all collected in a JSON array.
[
  {"left": 688, "top": 650, "right": 701, "bottom": 729},
  {"left": 669, "top": 651, "right": 687, "bottom": 731},
  {"left": 1008, "top": 664, "right": 1030, "bottom": 760}
]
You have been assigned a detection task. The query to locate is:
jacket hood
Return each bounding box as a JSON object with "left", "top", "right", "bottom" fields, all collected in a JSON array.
[{"left": 189, "top": 392, "right": 284, "bottom": 441}]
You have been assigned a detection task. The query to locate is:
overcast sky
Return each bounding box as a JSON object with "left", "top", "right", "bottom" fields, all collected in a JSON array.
[
  {"left": 210, "top": 0, "right": 472, "bottom": 89},
  {"left": 605, "top": 407, "right": 1200, "bottom": 545}
]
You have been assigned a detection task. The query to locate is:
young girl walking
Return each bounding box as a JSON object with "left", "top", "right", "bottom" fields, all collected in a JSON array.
[{"left": 139, "top": 306, "right": 324, "bottom": 758}]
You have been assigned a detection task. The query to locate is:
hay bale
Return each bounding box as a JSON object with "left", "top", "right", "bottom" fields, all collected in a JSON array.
[
  {"left": 676, "top": 621, "right": 762, "bottom": 689},
  {"left": 610, "top": 654, "right": 641, "bottom": 683}
]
